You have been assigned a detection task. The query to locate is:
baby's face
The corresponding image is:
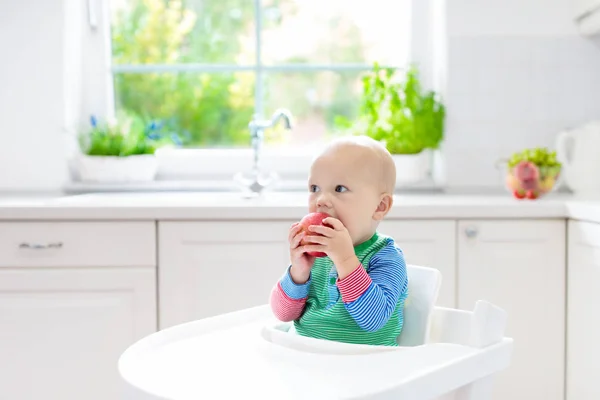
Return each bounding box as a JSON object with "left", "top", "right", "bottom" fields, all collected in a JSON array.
[{"left": 307, "top": 145, "right": 385, "bottom": 245}]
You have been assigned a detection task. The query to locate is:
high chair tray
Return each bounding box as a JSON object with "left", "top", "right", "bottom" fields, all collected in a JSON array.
[{"left": 119, "top": 304, "right": 512, "bottom": 400}]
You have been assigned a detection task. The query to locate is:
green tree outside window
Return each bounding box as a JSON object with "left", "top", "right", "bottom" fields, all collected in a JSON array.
[{"left": 110, "top": 0, "right": 398, "bottom": 147}]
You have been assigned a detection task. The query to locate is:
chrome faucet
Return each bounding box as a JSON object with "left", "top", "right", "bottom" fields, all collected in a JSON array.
[
  {"left": 235, "top": 108, "right": 293, "bottom": 197},
  {"left": 248, "top": 108, "right": 293, "bottom": 171}
]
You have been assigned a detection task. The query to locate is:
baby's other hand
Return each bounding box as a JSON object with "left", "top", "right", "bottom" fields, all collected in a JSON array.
[{"left": 288, "top": 222, "right": 315, "bottom": 284}]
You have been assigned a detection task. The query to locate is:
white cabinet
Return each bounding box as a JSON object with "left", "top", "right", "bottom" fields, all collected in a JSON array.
[
  {"left": 458, "top": 220, "right": 566, "bottom": 400},
  {"left": 0, "top": 267, "right": 156, "bottom": 400},
  {"left": 0, "top": 215, "right": 579, "bottom": 400},
  {"left": 159, "top": 220, "right": 292, "bottom": 329},
  {"left": 567, "top": 220, "right": 600, "bottom": 400},
  {"left": 0, "top": 221, "right": 157, "bottom": 400},
  {"left": 379, "top": 220, "right": 456, "bottom": 307}
]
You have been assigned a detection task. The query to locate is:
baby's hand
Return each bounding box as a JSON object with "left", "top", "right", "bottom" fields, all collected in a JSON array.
[
  {"left": 303, "top": 217, "right": 358, "bottom": 280},
  {"left": 288, "top": 222, "right": 315, "bottom": 284}
]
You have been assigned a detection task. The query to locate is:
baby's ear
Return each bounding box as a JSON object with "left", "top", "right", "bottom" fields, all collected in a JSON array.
[{"left": 373, "top": 193, "right": 393, "bottom": 221}]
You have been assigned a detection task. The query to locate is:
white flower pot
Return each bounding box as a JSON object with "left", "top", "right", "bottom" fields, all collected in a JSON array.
[
  {"left": 392, "top": 150, "right": 432, "bottom": 185},
  {"left": 73, "top": 154, "right": 158, "bottom": 183}
]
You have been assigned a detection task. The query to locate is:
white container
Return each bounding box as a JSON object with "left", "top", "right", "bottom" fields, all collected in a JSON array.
[
  {"left": 392, "top": 150, "right": 432, "bottom": 185},
  {"left": 73, "top": 154, "right": 158, "bottom": 183},
  {"left": 556, "top": 121, "right": 600, "bottom": 194}
]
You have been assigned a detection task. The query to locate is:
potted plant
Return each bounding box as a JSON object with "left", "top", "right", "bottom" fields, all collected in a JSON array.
[
  {"left": 73, "top": 111, "right": 181, "bottom": 183},
  {"left": 338, "top": 63, "right": 446, "bottom": 184}
]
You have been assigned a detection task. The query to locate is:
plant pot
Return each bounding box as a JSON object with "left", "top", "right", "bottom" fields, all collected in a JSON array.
[
  {"left": 392, "top": 150, "right": 432, "bottom": 185},
  {"left": 73, "top": 154, "right": 158, "bottom": 183}
]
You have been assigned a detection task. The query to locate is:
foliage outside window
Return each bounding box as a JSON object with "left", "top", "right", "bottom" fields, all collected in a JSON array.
[{"left": 109, "top": 0, "right": 410, "bottom": 148}]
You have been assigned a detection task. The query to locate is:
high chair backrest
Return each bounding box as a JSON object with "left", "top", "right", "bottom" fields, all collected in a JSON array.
[{"left": 396, "top": 264, "right": 442, "bottom": 347}]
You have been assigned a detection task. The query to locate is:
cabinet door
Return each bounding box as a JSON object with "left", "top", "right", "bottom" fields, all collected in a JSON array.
[
  {"left": 379, "top": 220, "right": 456, "bottom": 307},
  {"left": 0, "top": 267, "right": 156, "bottom": 400},
  {"left": 458, "top": 220, "right": 565, "bottom": 400},
  {"left": 159, "top": 221, "right": 292, "bottom": 329},
  {"left": 567, "top": 220, "right": 600, "bottom": 400}
]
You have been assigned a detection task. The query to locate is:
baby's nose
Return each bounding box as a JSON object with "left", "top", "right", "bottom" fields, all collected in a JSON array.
[{"left": 316, "top": 192, "right": 332, "bottom": 207}]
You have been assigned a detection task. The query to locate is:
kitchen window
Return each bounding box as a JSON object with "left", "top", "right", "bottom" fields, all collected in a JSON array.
[{"left": 83, "top": 0, "right": 439, "bottom": 187}]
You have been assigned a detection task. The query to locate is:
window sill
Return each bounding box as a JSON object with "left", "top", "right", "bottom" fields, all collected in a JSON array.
[{"left": 64, "top": 147, "right": 445, "bottom": 194}]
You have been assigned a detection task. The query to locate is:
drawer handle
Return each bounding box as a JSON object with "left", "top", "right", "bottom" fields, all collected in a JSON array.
[
  {"left": 464, "top": 227, "right": 478, "bottom": 238},
  {"left": 19, "top": 242, "right": 63, "bottom": 250}
]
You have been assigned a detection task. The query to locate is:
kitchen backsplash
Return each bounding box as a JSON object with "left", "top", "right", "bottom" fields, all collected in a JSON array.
[{"left": 444, "top": 35, "right": 600, "bottom": 188}]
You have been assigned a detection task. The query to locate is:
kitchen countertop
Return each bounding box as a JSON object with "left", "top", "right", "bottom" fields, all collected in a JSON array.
[{"left": 1, "top": 191, "right": 600, "bottom": 222}]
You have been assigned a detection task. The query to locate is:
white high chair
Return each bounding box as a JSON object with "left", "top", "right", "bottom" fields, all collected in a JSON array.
[{"left": 118, "top": 265, "right": 513, "bottom": 400}]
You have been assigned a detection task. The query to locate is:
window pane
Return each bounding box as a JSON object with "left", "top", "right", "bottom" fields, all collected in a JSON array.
[
  {"left": 110, "top": 0, "right": 256, "bottom": 65},
  {"left": 113, "top": 72, "right": 255, "bottom": 147},
  {"left": 262, "top": 71, "right": 363, "bottom": 146},
  {"left": 261, "top": 0, "right": 411, "bottom": 66}
]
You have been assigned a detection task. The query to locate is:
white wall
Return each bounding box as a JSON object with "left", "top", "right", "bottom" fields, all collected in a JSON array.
[
  {"left": 0, "top": 0, "right": 71, "bottom": 191},
  {"left": 443, "top": 0, "right": 600, "bottom": 189}
]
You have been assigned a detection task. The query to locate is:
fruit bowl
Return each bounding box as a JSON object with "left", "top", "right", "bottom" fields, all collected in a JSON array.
[{"left": 498, "top": 148, "right": 562, "bottom": 200}]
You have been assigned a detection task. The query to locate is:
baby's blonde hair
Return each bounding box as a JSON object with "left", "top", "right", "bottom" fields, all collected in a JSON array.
[{"left": 319, "top": 135, "right": 396, "bottom": 194}]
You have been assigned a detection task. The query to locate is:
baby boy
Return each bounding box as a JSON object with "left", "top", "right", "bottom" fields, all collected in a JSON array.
[{"left": 269, "top": 136, "right": 409, "bottom": 347}]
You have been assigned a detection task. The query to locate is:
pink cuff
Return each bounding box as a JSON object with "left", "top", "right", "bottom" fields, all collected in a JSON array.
[
  {"left": 270, "top": 282, "right": 306, "bottom": 322},
  {"left": 337, "top": 265, "right": 372, "bottom": 303}
]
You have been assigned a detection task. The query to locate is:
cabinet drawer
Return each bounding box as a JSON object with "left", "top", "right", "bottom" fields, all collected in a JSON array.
[
  {"left": 0, "top": 222, "right": 156, "bottom": 267},
  {"left": 160, "top": 220, "right": 293, "bottom": 243}
]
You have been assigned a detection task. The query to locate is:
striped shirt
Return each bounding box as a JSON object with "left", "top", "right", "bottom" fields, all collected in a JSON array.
[{"left": 270, "top": 232, "right": 408, "bottom": 347}]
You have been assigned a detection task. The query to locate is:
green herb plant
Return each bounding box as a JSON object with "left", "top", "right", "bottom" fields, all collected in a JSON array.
[
  {"left": 338, "top": 63, "right": 446, "bottom": 154},
  {"left": 79, "top": 111, "right": 182, "bottom": 157}
]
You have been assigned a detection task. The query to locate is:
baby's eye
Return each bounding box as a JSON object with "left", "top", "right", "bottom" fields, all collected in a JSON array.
[
  {"left": 310, "top": 184, "right": 319, "bottom": 192},
  {"left": 335, "top": 185, "right": 348, "bottom": 193}
]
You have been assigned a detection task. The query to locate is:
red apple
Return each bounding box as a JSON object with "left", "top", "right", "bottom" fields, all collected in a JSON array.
[
  {"left": 513, "top": 161, "right": 540, "bottom": 181},
  {"left": 298, "top": 212, "right": 330, "bottom": 257}
]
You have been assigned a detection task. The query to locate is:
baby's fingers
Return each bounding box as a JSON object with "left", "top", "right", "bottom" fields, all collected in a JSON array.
[
  {"left": 302, "top": 234, "right": 327, "bottom": 245},
  {"left": 301, "top": 244, "right": 327, "bottom": 255},
  {"left": 307, "top": 225, "right": 334, "bottom": 237},
  {"left": 288, "top": 223, "right": 302, "bottom": 242},
  {"left": 291, "top": 245, "right": 310, "bottom": 260},
  {"left": 290, "top": 232, "right": 305, "bottom": 249}
]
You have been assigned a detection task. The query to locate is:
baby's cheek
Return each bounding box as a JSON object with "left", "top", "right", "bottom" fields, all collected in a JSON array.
[
  {"left": 339, "top": 215, "right": 357, "bottom": 233},
  {"left": 307, "top": 197, "right": 317, "bottom": 211}
]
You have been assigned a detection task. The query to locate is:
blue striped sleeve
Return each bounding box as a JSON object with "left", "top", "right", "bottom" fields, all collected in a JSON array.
[
  {"left": 343, "top": 240, "right": 408, "bottom": 332},
  {"left": 279, "top": 265, "right": 311, "bottom": 300}
]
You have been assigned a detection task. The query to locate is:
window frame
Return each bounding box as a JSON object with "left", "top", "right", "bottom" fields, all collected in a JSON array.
[{"left": 80, "top": 0, "right": 441, "bottom": 189}]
